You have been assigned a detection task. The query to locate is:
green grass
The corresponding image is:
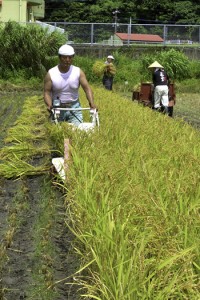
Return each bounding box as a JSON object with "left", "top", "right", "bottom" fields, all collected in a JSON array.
[{"left": 173, "top": 91, "right": 200, "bottom": 129}]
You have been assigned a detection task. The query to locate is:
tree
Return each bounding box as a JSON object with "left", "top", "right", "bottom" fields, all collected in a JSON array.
[
  {"left": 43, "top": 0, "right": 200, "bottom": 25},
  {"left": 172, "top": 1, "right": 200, "bottom": 24}
]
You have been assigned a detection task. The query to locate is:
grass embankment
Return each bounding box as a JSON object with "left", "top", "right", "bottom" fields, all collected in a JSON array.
[{"left": 0, "top": 87, "right": 199, "bottom": 299}]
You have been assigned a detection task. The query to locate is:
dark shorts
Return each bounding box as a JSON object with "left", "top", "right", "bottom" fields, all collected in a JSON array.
[{"left": 102, "top": 76, "right": 113, "bottom": 90}]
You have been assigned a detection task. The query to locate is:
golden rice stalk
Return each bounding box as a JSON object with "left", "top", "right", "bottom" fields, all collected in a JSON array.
[
  {"left": 0, "top": 158, "right": 50, "bottom": 178},
  {"left": 106, "top": 63, "right": 116, "bottom": 76},
  {"left": 92, "top": 61, "right": 106, "bottom": 77},
  {"left": 133, "top": 83, "right": 141, "bottom": 92}
]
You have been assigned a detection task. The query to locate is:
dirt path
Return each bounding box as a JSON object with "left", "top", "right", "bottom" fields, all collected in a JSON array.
[
  {"left": 0, "top": 91, "right": 82, "bottom": 299},
  {"left": 52, "top": 198, "right": 82, "bottom": 300},
  {"left": 0, "top": 176, "right": 82, "bottom": 300},
  {"left": 0, "top": 178, "right": 37, "bottom": 299}
]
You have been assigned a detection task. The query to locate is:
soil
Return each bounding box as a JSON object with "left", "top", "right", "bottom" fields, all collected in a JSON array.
[
  {"left": 0, "top": 176, "right": 82, "bottom": 300},
  {"left": 0, "top": 91, "right": 82, "bottom": 300}
]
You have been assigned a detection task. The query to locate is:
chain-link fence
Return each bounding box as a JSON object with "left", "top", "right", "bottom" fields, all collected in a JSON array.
[{"left": 42, "top": 22, "right": 200, "bottom": 45}]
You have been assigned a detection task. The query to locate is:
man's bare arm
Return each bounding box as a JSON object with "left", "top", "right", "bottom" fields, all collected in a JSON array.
[
  {"left": 44, "top": 72, "right": 53, "bottom": 110},
  {"left": 79, "top": 69, "right": 97, "bottom": 109}
]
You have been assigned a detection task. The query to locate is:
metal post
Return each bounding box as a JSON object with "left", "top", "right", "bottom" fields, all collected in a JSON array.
[
  {"left": 128, "top": 17, "right": 132, "bottom": 46},
  {"left": 91, "top": 23, "right": 94, "bottom": 45},
  {"left": 199, "top": 25, "right": 200, "bottom": 43},
  {"left": 163, "top": 25, "right": 168, "bottom": 45}
]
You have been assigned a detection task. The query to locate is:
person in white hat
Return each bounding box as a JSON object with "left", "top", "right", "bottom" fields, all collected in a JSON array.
[
  {"left": 148, "top": 61, "right": 170, "bottom": 114},
  {"left": 102, "top": 55, "right": 116, "bottom": 90},
  {"left": 44, "top": 44, "right": 97, "bottom": 125}
]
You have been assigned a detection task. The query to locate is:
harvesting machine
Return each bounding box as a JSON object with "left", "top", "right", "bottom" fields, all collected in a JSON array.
[
  {"left": 132, "top": 82, "right": 176, "bottom": 117},
  {"left": 50, "top": 99, "right": 99, "bottom": 182}
]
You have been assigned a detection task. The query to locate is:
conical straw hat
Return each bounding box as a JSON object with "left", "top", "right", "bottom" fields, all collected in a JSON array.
[{"left": 148, "top": 61, "right": 164, "bottom": 68}]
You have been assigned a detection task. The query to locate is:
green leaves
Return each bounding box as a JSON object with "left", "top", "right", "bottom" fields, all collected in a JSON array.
[
  {"left": 0, "top": 21, "right": 66, "bottom": 79},
  {"left": 44, "top": 0, "right": 200, "bottom": 24},
  {"left": 140, "top": 48, "right": 191, "bottom": 80},
  {"left": 159, "top": 48, "right": 191, "bottom": 79}
]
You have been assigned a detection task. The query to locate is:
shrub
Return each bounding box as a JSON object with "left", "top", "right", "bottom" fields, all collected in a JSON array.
[
  {"left": 139, "top": 48, "right": 191, "bottom": 81},
  {"left": 0, "top": 21, "right": 66, "bottom": 79}
]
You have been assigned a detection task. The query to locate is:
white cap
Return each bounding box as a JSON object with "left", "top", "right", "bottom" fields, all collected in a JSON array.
[
  {"left": 107, "top": 55, "right": 114, "bottom": 60},
  {"left": 58, "top": 45, "right": 75, "bottom": 56}
]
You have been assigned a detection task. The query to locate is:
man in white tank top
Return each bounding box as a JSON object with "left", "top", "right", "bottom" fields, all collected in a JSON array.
[{"left": 44, "top": 44, "right": 97, "bottom": 125}]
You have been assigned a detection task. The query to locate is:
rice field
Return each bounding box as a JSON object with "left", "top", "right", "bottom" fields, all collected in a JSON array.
[{"left": 0, "top": 86, "right": 199, "bottom": 299}]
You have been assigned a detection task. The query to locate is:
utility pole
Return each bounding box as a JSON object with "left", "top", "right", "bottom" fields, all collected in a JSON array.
[{"left": 112, "top": 9, "right": 120, "bottom": 33}]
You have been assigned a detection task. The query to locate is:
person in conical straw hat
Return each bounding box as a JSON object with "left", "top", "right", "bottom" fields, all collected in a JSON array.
[{"left": 148, "top": 61, "right": 170, "bottom": 114}]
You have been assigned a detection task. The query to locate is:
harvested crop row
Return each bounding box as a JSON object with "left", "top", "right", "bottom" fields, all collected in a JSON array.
[{"left": 0, "top": 94, "right": 82, "bottom": 299}]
